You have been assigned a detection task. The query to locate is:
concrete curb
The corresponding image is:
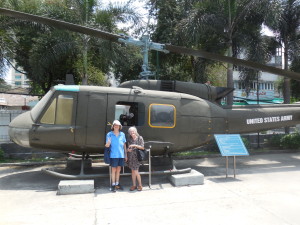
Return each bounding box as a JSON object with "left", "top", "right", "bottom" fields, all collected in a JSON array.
[
  {"left": 1, "top": 149, "right": 300, "bottom": 167},
  {"left": 172, "top": 149, "right": 300, "bottom": 160}
]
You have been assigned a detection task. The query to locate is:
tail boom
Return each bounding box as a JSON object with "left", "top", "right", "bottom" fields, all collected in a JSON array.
[{"left": 225, "top": 104, "right": 300, "bottom": 133}]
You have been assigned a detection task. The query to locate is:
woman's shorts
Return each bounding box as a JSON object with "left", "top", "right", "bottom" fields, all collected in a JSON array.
[{"left": 110, "top": 158, "right": 125, "bottom": 167}]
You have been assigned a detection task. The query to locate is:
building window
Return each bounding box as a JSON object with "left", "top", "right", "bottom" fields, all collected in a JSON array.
[
  {"left": 15, "top": 75, "right": 22, "bottom": 79},
  {"left": 234, "top": 82, "right": 238, "bottom": 89},
  {"left": 276, "top": 48, "right": 282, "bottom": 56},
  {"left": 15, "top": 81, "right": 22, "bottom": 86}
]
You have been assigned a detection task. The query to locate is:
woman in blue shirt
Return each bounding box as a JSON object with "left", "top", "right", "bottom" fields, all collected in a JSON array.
[{"left": 105, "top": 120, "right": 127, "bottom": 192}]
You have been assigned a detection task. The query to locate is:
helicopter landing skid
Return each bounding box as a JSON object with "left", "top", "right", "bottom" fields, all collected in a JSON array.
[
  {"left": 42, "top": 151, "right": 191, "bottom": 181},
  {"left": 68, "top": 153, "right": 103, "bottom": 159},
  {"left": 41, "top": 166, "right": 191, "bottom": 180}
]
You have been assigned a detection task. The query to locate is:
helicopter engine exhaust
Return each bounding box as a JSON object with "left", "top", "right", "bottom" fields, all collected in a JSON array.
[{"left": 119, "top": 80, "right": 233, "bottom": 103}]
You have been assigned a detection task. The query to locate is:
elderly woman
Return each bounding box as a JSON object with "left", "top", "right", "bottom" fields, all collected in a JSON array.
[{"left": 127, "top": 126, "right": 145, "bottom": 191}]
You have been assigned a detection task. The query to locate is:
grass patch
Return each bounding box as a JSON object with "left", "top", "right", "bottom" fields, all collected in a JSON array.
[
  {"left": 0, "top": 157, "right": 63, "bottom": 164},
  {"left": 174, "top": 151, "right": 219, "bottom": 157},
  {"left": 0, "top": 159, "right": 24, "bottom": 163}
]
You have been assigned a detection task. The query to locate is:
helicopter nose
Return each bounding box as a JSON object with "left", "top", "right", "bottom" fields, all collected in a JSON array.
[{"left": 9, "top": 111, "right": 33, "bottom": 148}]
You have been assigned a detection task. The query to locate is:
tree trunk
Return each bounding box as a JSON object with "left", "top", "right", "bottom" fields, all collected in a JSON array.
[
  {"left": 283, "top": 42, "right": 290, "bottom": 134},
  {"left": 283, "top": 47, "right": 290, "bottom": 104},
  {"left": 226, "top": 45, "right": 234, "bottom": 105},
  {"left": 226, "top": 0, "right": 234, "bottom": 106}
]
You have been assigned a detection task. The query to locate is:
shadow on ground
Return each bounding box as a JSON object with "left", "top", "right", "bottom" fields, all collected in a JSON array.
[
  {"left": 175, "top": 153, "right": 300, "bottom": 179},
  {"left": 1, "top": 153, "right": 300, "bottom": 191},
  {"left": 0, "top": 163, "right": 173, "bottom": 191}
]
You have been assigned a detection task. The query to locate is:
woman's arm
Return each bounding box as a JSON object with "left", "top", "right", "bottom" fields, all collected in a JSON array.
[
  {"left": 134, "top": 136, "right": 144, "bottom": 150},
  {"left": 105, "top": 133, "right": 111, "bottom": 147},
  {"left": 124, "top": 143, "right": 127, "bottom": 159}
]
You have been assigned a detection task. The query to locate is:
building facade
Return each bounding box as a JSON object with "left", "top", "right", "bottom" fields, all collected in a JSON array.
[
  {"left": 9, "top": 67, "right": 30, "bottom": 89},
  {"left": 233, "top": 48, "right": 283, "bottom": 104}
]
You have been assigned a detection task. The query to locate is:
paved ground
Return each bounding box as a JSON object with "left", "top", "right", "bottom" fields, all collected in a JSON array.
[{"left": 1, "top": 152, "right": 300, "bottom": 225}]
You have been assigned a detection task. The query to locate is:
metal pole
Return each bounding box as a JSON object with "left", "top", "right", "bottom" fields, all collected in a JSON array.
[
  {"left": 233, "top": 156, "right": 236, "bottom": 179},
  {"left": 149, "top": 145, "right": 152, "bottom": 188},
  {"left": 156, "top": 51, "right": 159, "bottom": 80},
  {"left": 226, "top": 156, "right": 228, "bottom": 178},
  {"left": 109, "top": 166, "right": 112, "bottom": 188},
  {"left": 257, "top": 72, "right": 260, "bottom": 148},
  {"left": 79, "top": 152, "right": 85, "bottom": 176}
]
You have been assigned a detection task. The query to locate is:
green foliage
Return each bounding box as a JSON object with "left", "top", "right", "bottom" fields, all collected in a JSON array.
[
  {"left": 291, "top": 57, "right": 300, "bottom": 100},
  {"left": 242, "top": 138, "right": 251, "bottom": 149},
  {"left": 0, "top": 78, "right": 11, "bottom": 92},
  {"left": 74, "top": 59, "right": 107, "bottom": 86},
  {"left": 150, "top": 0, "right": 273, "bottom": 85},
  {"left": 1, "top": 0, "right": 142, "bottom": 89},
  {"left": 204, "top": 140, "right": 220, "bottom": 152},
  {"left": 1, "top": 0, "right": 299, "bottom": 91},
  {"left": 280, "top": 133, "right": 300, "bottom": 149},
  {"left": 290, "top": 97, "right": 300, "bottom": 104},
  {"left": 265, "top": 0, "right": 300, "bottom": 103},
  {"left": 267, "top": 133, "right": 300, "bottom": 149},
  {"left": 267, "top": 134, "right": 284, "bottom": 147},
  {"left": 205, "top": 63, "right": 227, "bottom": 87},
  {"left": 174, "top": 150, "right": 216, "bottom": 157},
  {"left": 0, "top": 148, "right": 4, "bottom": 160}
]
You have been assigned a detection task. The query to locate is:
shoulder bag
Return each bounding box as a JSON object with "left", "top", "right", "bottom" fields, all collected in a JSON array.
[
  {"left": 104, "top": 146, "right": 111, "bottom": 164},
  {"left": 135, "top": 136, "right": 148, "bottom": 162},
  {"left": 136, "top": 148, "right": 148, "bottom": 161}
]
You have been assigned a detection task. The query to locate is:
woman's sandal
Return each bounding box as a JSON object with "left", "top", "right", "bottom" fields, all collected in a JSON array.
[
  {"left": 130, "top": 186, "right": 137, "bottom": 191},
  {"left": 137, "top": 186, "right": 143, "bottom": 191}
]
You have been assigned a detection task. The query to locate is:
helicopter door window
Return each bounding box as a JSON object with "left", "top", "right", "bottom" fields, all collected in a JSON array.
[
  {"left": 115, "top": 102, "right": 142, "bottom": 126},
  {"left": 149, "top": 104, "right": 176, "bottom": 128},
  {"left": 40, "top": 94, "right": 74, "bottom": 125}
]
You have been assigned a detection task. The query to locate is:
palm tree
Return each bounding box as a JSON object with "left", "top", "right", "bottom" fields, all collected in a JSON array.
[
  {"left": 265, "top": 0, "right": 300, "bottom": 105},
  {"left": 1, "top": 0, "right": 143, "bottom": 91},
  {"left": 150, "top": 0, "right": 272, "bottom": 105},
  {"left": 61, "top": 0, "right": 142, "bottom": 84}
]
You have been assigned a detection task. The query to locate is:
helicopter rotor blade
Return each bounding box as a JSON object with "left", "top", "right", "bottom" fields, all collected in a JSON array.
[
  {"left": 0, "top": 7, "right": 122, "bottom": 43},
  {"left": 1, "top": 7, "right": 300, "bottom": 80},
  {"left": 165, "top": 45, "right": 300, "bottom": 80}
]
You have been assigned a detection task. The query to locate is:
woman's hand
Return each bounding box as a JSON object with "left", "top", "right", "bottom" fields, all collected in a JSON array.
[
  {"left": 127, "top": 146, "right": 133, "bottom": 152},
  {"left": 128, "top": 144, "right": 138, "bottom": 151},
  {"left": 105, "top": 137, "right": 111, "bottom": 148}
]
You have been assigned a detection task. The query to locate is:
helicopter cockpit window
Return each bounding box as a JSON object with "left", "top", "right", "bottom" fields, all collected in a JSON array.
[
  {"left": 31, "top": 89, "right": 54, "bottom": 121},
  {"left": 149, "top": 104, "right": 176, "bottom": 128},
  {"left": 40, "top": 94, "right": 74, "bottom": 125},
  {"left": 115, "top": 102, "right": 144, "bottom": 126}
]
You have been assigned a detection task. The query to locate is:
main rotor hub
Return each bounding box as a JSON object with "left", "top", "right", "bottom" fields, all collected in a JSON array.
[{"left": 118, "top": 34, "right": 169, "bottom": 79}]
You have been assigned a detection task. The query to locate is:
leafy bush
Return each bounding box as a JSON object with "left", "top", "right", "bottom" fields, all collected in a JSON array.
[
  {"left": 268, "top": 134, "right": 284, "bottom": 147},
  {"left": 207, "top": 140, "right": 220, "bottom": 152},
  {"left": 242, "top": 138, "right": 251, "bottom": 149},
  {"left": 0, "top": 149, "right": 4, "bottom": 160},
  {"left": 280, "top": 132, "right": 300, "bottom": 149}
]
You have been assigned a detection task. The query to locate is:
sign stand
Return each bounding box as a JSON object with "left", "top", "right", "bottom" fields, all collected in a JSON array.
[
  {"left": 226, "top": 156, "right": 237, "bottom": 178},
  {"left": 214, "top": 134, "right": 249, "bottom": 178}
]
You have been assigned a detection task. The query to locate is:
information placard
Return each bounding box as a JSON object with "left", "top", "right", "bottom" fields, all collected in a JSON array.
[{"left": 214, "top": 134, "right": 249, "bottom": 156}]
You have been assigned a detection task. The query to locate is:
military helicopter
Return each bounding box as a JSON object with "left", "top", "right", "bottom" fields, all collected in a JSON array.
[{"left": 2, "top": 8, "right": 300, "bottom": 178}]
